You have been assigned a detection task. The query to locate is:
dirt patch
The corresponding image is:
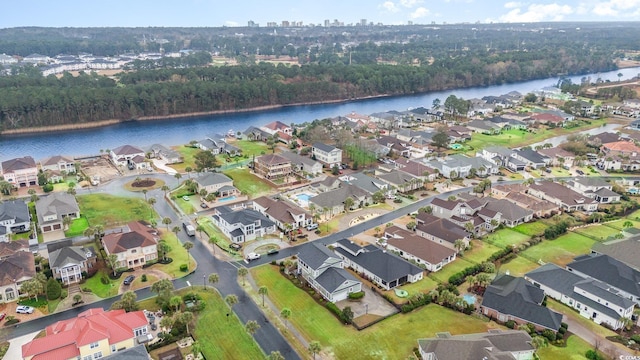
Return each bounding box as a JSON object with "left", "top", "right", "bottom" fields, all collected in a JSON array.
[
  {"left": 80, "top": 156, "right": 119, "bottom": 183},
  {"left": 132, "top": 179, "right": 156, "bottom": 188}
]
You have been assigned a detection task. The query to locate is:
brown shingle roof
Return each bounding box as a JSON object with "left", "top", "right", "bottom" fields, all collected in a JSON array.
[
  {"left": 102, "top": 221, "right": 157, "bottom": 254},
  {"left": 386, "top": 226, "right": 455, "bottom": 264},
  {"left": 256, "top": 154, "right": 290, "bottom": 166},
  {"left": 1, "top": 156, "right": 36, "bottom": 172},
  {"left": 0, "top": 251, "right": 35, "bottom": 286}
]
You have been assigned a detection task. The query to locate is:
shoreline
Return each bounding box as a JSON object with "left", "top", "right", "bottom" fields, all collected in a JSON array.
[{"left": 0, "top": 96, "right": 388, "bottom": 136}]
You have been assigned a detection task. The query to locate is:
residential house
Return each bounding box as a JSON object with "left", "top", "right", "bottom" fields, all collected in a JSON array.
[
  {"left": 512, "top": 148, "right": 550, "bottom": 169},
  {"left": 376, "top": 136, "right": 412, "bottom": 158},
  {"left": 429, "top": 198, "right": 463, "bottom": 218},
  {"left": 602, "top": 140, "right": 640, "bottom": 157},
  {"left": 334, "top": 239, "right": 423, "bottom": 290},
  {"left": 0, "top": 239, "right": 29, "bottom": 259},
  {"left": 0, "top": 242, "right": 34, "bottom": 303},
  {"left": 392, "top": 158, "right": 438, "bottom": 182},
  {"left": 589, "top": 132, "right": 623, "bottom": 146},
  {"left": 49, "top": 244, "right": 96, "bottom": 285},
  {"left": 22, "top": 308, "right": 149, "bottom": 360},
  {"left": 478, "top": 146, "right": 514, "bottom": 167},
  {"left": 417, "top": 330, "right": 535, "bottom": 360},
  {"left": 35, "top": 192, "right": 80, "bottom": 240},
  {"left": 253, "top": 154, "right": 292, "bottom": 180},
  {"left": 0, "top": 200, "right": 31, "bottom": 242},
  {"left": 466, "top": 120, "right": 501, "bottom": 134},
  {"left": 525, "top": 263, "right": 634, "bottom": 330},
  {"left": 528, "top": 181, "right": 599, "bottom": 212},
  {"left": 242, "top": 126, "right": 271, "bottom": 142},
  {"left": 194, "top": 172, "right": 238, "bottom": 197},
  {"left": 148, "top": 144, "right": 183, "bottom": 164},
  {"left": 480, "top": 274, "right": 563, "bottom": 331},
  {"left": 530, "top": 112, "right": 566, "bottom": 127},
  {"left": 568, "top": 177, "right": 621, "bottom": 204},
  {"left": 312, "top": 143, "right": 343, "bottom": 168},
  {"left": 261, "top": 121, "right": 292, "bottom": 136},
  {"left": 426, "top": 156, "right": 471, "bottom": 179},
  {"left": 591, "top": 236, "right": 640, "bottom": 271},
  {"left": 110, "top": 145, "right": 147, "bottom": 170},
  {"left": 480, "top": 198, "right": 534, "bottom": 227},
  {"left": 40, "top": 155, "right": 77, "bottom": 175},
  {"left": 537, "top": 147, "right": 575, "bottom": 168},
  {"left": 196, "top": 134, "right": 241, "bottom": 157},
  {"left": 102, "top": 221, "right": 158, "bottom": 269},
  {"left": 384, "top": 226, "right": 456, "bottom": 272},
  {"left": 1, "top": 156, "right": 38, "bottom": 187},
  {"left": 346, "top": 172, "right": 393, "bottom": 196},
  {"left": 448, "top": 154, "right": 499, "bottom": 176},
  {"left": 253, "top": 196, "right": 311, "bottom": 231},
  {"left": 297, "top": 242, "right": 362, "bottom": 302},
  {"left": 376, "top": 171, "right": 423, "bottom": 193},
  {"left": 490, "top": 183, "right": 528, "bottom": 199},
  {"left": 211, "top": 206, "right": 276, "bottom": 243},
  {"left": 567, "top": 254, "right": 640, "bottom": 305},
  {"left": 504, "top": 192, "right": 559, "bottom": 218},
  {"left": 278, "top": 151, "right": 323, "bottom": 176},
  {"left": 415, "top": 213, "right": 471, "bottom": 250},
  {"left": 310, "top": 176, "right": 341, "bottom": 193},
  {"left": 309, "top": 184, "right": 372, "bottom": 218}
]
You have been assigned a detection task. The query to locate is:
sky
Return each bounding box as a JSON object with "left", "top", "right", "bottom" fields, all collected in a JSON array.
[{"left": 1, "top": 0, "right": 639, "bottom": 28}]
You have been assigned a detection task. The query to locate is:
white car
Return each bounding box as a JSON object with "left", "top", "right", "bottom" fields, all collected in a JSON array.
[
  {"left": 246, "top": 252, "right": 261, "bottom": 261},
  {"left": 16, "top": 305, "right": 34, "bottom": 314}
]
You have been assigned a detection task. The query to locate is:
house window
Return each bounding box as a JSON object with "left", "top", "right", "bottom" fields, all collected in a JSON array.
[
  {"left": 83, "top": 356, "right": 92, "bottom": 360},
  {"left": 90, "top": 342, "right": 100, "bottom": 349},
  {"left": 111, "top": 345, "right": 116, "bottom": 353},
  {"left": 131, "top": 249, "right": 137, "bottom": 253},
  {"left": 134, "top": 327, "right": 147, "bottom": 336},
  {"left": 93, "top": 352, "right": 103, "bottom": 359}
]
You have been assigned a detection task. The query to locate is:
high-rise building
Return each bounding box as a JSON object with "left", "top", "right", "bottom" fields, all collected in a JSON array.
[
  {"left": 281, "top": 20, "right": 290, "bottom": 27},
  {"left": 324, "top": 19, "right": 330, "bottom": 27},
  {"left": 360, "top": 19, "right": 367, "bottom": 26}
]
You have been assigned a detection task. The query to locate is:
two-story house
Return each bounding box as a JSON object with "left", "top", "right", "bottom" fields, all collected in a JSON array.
[
  {"left": 297, "top": 242, "right": 362, "bottom": 302},
  {"left": 252, "top": 196, "right": 311, "bottom": 231},
  {"left": 567, "top": 254, "right": 640, "bottom": 305},
  {"left": 1, "top": 156, "right": 38, "bottom": 187},
  {"left": 429, "top": 198, "right": 463, "bottom": 218},
  {"left": 254, "top": 154, "right": 292, "bottom": 180},
  {"left": 22, "top": 308, "right": 149, "bottom": 360},
  {"left": 0, "top": 240, "right": 34, "bottom": 303},
  {"left": 568, "top": 177, "right": 621, "bottom": 204},
  {"left": 278, "top": 151, "right": 323, "bottom": 176},
  {"left": 211, "top": 206, "right": 276, "bottom": 243},
  {"left": 48, "top": 243, "right": 96, "bottom": 285},
  {"left": 0, "top": 200, "right": 31, "bottom": 242},
  {"left": 312, "top": 143, "right": 343, "bottom": 168},
  {"left": 148, "top": 144, "right": 183, "bottom": 164},
  {"left": 40, "top": 155, "right": 77, "bottom": 180},
  {"left": 102, "top": 221, "right": 158, "bottom": 269},
  {"left": 415, "top": 213, "right": 471, "bottom": 250},
  {"left": 194, "top": 172, "right": 238, "bottom": 197},
  {"left": 110, "top": 145, "right": 147, "bottom": 170},
  {"left": 35, "top": 192, "right": 80, "bottom": 240}
]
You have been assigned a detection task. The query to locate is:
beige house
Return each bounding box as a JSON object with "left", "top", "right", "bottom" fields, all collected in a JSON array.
[
  {"left": 254, "top": 154, "right": 292, "bottom": 180},
  {"left": 194, "top": 172, "right": 238, "bottom": 197},
  {"left": 0, "top": 240, "right": 35, "bottom": 303},
  {"left": 35, "top": 192, "right": 80, "bottom": 240},
  {"left": 1, "top": 156, "right": 38, "bottom": 187},
  {"left": 102, "top": 221, "right": 158, "bottom": 269}
]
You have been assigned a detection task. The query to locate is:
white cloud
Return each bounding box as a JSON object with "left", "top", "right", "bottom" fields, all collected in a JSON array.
[
  {"left": 504, "top": 1, "right": 522, "bottom": 8},
  {"left": 224, "top": 21, "right": 239, "bottom": 27},
  {"left": 592, "top": 0, "right": 640, "bottom": 16},
  {"left": 400, "top": 0, "right": 423, "bottom": 7},
  {"left": 380, "top": 1, "right": 400, "bottom": 12},
  {"left": 499, "top": 3, "right": 573, "bottom": 22},
  {"left": 410, "top": 6, "right": 430, "bottom": 18}
]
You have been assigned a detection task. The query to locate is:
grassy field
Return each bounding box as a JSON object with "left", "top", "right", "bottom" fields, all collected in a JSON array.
[
  {"left": 65, "top": 216, "right": 89, "bottom": 237},
  {"left": 197, "top": 217, "right": 242, "bottom": 257},
  {"left": 224, "top": 168, "right": 274, "bottom": 197},
  {"left": 572, "top": 226, "right": 621, "bottom": 242},
  {"left": 251, "top": 265, "right": 503, "bottom": 360},
  {"left": 155, "top": 231, "right": 197, "bottom": 276},
  {"left": 83, "top": 269, "right": 119, "bottom": 298},
  {"left": 77, "top": 194, "right": 155, "bottom": 227},
  {"left": 430, "top": 257, "right": 476, "bottom": 283},
  {"left": 512, "top": 222, "right": 548, "bottom": 237},
  {"left": 395, "top": 276, "right": 440, "bottom": 297},
  {"left": 233, "top": 139, "right": 270, "bottom": 157},
  {"left": 169, "top": 145, "right": 200, "bottom": 172},
  {"left": 537, "top": 335, "right": 605, "bottom": 360},
  {"left": 520, "top": 232, "right": 595, "bottom": 266},
  {"left": 463, "top": 240, "right": 502, "bottom": 264},
  {"left": 485, "top": 229, "right": 531, "bottom": 248},
  {"left": 497, "top": 255, "right": 540, "bottom": 277}
]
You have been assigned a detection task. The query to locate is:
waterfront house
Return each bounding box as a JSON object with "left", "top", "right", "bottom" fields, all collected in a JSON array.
[
  {"left": 1, "top": 156, "right": 38, "bottom": 187},
  {"left": 110, "top": 145, "right": 147, "bottom": 170},
  {"left": 40, "top": 155, "right": 76, "bottom": 174},
  {"left": 148, "top": 144, "right": 183, "bottom": 164},
  {"left": 278, "top": 151, "right": 323, "bottom": 176},
  {"left": 254, "top": 154, "right": 292, "bottom": 180}
]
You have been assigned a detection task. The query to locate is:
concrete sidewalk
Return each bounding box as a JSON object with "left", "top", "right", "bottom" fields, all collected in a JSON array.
[{"left": 6, "top": 331, "right": 39, "bottom": 359}]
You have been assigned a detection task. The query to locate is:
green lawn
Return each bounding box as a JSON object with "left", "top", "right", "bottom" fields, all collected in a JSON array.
[
  {"left": 537, "top": 335, "right": 605, "bottom": 360},
  {"left": 83, "top": 269, "right": 119, "bottom": 298},
  {"left": 520, "top": 232, "right": 595, "bottom": 266},
  {"left": 463, "top": 240, "right": 502, "bottom": 264},
  {"left": 76, "top": 194, "right": 155, "bottom": 227},
  {"left": 603, "top": 218, "right": 640, "bottom": 231},
  {"left": 395, "top": 276, "right": 440, "bottom": 298},
  {"left": 174, "top": 194, "right": 196, "bottom": 215},
  {"left": 233, "top": 139, "right": 270, "bottom": 157},
  {"left": 497, "top": 255, "right": 540, "bottom": 277},
  {"left": 546, "top": 299, "right": 617, "bottom": 340},
  {"left": 153, "top": 231, "right": 197, "bottom": 277},
  {"left": 550, "top": 167, "right": 572, "bottom": 177},
  {"left": 65, "top": 216, "right": 89, "bottom": 237},
  {"left": 252, "top": 265, "right": 503, "bottom": 360},
  {"left": 430, "top": 257, "right": 476, "bottom": 283},
  {"left": 485, "top": 229, "right": 531, "bottom": 248},
  {"left": 512, "top": 222, "right": 548, "bottom": 237},
  {"left": 224, "top": 168, "right": 274, "bottom": 197},
  {"left": 169, "top": 145, "right": 200, "bottom": 172},
  {"left": 197, "top": 217, "right": 241, "bottom": 257},
  {"left": 572, "top": 225, "right": 621, "bottom": 242},
  {"left": 193, "top": 289, "right": 265, "bottom": 360}
]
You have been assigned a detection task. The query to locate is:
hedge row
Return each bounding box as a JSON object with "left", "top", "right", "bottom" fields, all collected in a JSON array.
[{"left": 448, "top": 247, "right": 514, "bottom": 286}]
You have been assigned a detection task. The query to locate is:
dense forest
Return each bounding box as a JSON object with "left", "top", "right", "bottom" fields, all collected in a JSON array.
[{"left": 0, "top": 22, "right": 638, "bottom": 130}]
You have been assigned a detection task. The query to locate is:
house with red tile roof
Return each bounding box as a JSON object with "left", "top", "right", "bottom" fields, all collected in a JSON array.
[
  {"left": 101, "top": 221, "right": 158, "bottom": 270},
  {"left": 22, "top": 308, "right": 149, "bottom": 360},
  {"left": 601, "top": 140, "right": 640, "bottom": 156}
]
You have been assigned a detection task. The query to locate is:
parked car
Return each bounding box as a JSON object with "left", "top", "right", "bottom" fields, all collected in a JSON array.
[
  {"left": 151, "top": 323, "right": 158, "bottom": 331},
  {"left": 267, "top": 248, "right": 279, "bottom": 255},
  {"left": 200, "top": 202, "right": 208, "bottom": 209},
  {"left": 306, "top": 223, "right": 319, "bottom": 231},
  {"left": 230, "top": 243, "right": 242, "bottom": 250},
  {"left": 16, "top": 306, "right": 34, "bottom": 314},
  {"left": 246, "top": 252, "right": 261, "bottom": 261},
  {"left": 182, "top": 196, "right": 190, "bottom": 201},
  {"left": 0, "top": 313, "right": 6, "bottom": 321},
  {"left": 123, "top": 275, "right": 135, "bottom": 285},
  {"left": 576, "top": 169, "right": 585, "bottom": 175}
]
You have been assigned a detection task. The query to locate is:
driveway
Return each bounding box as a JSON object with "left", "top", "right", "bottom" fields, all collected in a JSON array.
[
  {"left": 563, "top": 315, "right": 637, "bottom": 359},
  {"left": 6, "top": 331, "right": 39, "bottom": 360},
  {"left": 335, "top": 285, "right": 397, "bottom": 319}
]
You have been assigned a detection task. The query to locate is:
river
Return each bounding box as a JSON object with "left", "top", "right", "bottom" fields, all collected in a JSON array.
[{"left": 2, "top": 67, "right": 639, "bottom": 160}]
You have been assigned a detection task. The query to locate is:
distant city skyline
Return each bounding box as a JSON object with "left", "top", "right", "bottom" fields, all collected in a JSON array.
[{"left": 2, "top": 0, "right": 640, "bottom": 28}]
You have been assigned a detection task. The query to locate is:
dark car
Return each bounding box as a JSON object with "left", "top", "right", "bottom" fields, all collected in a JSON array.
[
  {"left": 576, "top": 169, "right": 585, "bottom": 175},
  {"left": 267, "top": 248, "right": 279, "bottom": 255},
  {"left": 200, "top": 202, "right": 208, "bottom": 209},
  {"left": 123, "top": 275, "right": 135, "bottom": 285}
]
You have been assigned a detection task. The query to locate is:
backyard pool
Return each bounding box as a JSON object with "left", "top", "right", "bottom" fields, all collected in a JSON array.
[
  {"left": 449, "top": 143, "right": 463, "bottom": 150},
  {"left": 295, "top": 192, "right": 315, "bottom": 207},
  {"left": 462, "top": 294, "right": 477, "bottom": 305},
  {"left": 219, "top": 196, "right": 237, "bottom": 202}
]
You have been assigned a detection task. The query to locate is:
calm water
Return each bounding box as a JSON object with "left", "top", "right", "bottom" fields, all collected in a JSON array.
[{"left": 2, "top": 67, "right": 639, "bottom": 161}]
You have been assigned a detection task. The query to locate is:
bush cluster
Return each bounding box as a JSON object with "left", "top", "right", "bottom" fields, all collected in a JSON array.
[
  {"left": 46, "top": 278, "right": 62, "bottom": 300},
  {"left": 544, "top": 221, "right": 568, "bottom": 240},
  {"left": 585, "top": 350, "right": 606, "bottom": 360},
  {"left": 348, "top": 291, "right": 365, "bottom": 300},
  {"left": 401, "top": 293, "right": 432, "bottom": 313}
]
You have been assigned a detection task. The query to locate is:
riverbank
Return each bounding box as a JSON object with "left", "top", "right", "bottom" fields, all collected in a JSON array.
[{"left": 0, "top": 96, "right": 387, "bottom": 136}]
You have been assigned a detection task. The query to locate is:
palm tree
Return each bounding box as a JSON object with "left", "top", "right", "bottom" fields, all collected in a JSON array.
[
  {"left": 208, "top": 273, "right": 219, "bottom": 289},
  {"left": 618, "top": 316, "right": 634, "bottom": 333},
  {"left": 172, "top": 226, "right": 181, "bottom": 241},
  {"left": 196, "top": 224, "right": 205, "bottom": 238},
  {"left": 183, "top": 241, "right": 194, "bottom": 272},
  {"left": 245, "top": 320, "right": 261, "bottom": 336},
  {"left": 63, "top": 216, "right": 73, "bottom": 231},
  {"left": 180, "top": 311, "right": 194, "bottom": 334},
  {"left": 142, "top": 189, "right": 148, "bottom": 201},
  {"left": 455, "top": 239, "right": 466, "bottom": 254},
  {"left": 344, "top": 197, "right": 355, "bottom": 212},
  {"left": 158, "top": 241, "right": 170, "bottom": 261},
  {"left": 174, "top": 173, "right": 182, "bottom": 181},
  {"left": 170, "top": 295, "right": 182, "bottom": 312},
  {"left": 225, "top": 294, "right": 238, "bottom": 321},
  {"left": 280, "top": 308, "right": 292, "bottom": 328},
  {"left": 162, "top": 217, "right": 172, "bottom": 231},
  {"left": 147, "top": 198, "right": 157, "bottom": 218},
  {"left": 238, "top": 267, "right": 248, "bottom": 286},
  {"left": 308, "top": 341, "right": 321, "bottom": 360},
  {"left": 258, "top": 286, "right": 268, "bottom": 307},
  {"left": 161, "top": 185, "right": 170, "bottom": 196}
]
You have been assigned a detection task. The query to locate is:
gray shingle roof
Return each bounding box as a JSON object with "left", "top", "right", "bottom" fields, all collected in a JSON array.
[
  {"left": 195, "top": 172, "right": 233, "bottom": 187},
  {"left": 0, "top": 200, "right": 30, "bottom": 224},
  {"left": 218, "top": 209, "right": 274, "bottom": 228},
  {"left": 49, "top": 246, "right": 88, "bottom": 268},
  {"left": 35, "top": 192, "right": 79, "bottom": 225},
  {"left": 313, "top": 142, "right": 338, "bottom": 153},
  {"left": 418, "top": 330, "right": 533, "bottom": 360},
  {"left": 567, "top": 254, "right": 640, "bottom": 298},
  {"left": 298, "top": 242, "right": 338, "bottom": 270},
  {"left": 314, "top": 267, "right": 360, "bottom": 293}
]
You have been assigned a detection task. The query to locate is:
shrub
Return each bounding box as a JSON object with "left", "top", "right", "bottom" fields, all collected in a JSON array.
[
  {"left": 46, "top": 278, "right": 62, "bottom": 300},
  {"left": 141, "top": 274, "right": 148, "bottom": 282},
  {"left": 541, "top": 329, "right": 556, "bottom": 342},
  {"left": 60, "top": 289, "right": 68, "bottom": 299},
  {"left": 325, "top": 302, "right": 343, "bottom": 320},
  {"left": 82, "top": 287, "right": 93, "bottom": 293},
  {"left": 505, "top": 320, "right": 516, "bottom": 329},
  {"left": 585, "top": 349, "right": 605, "bottom": 360},
  {"left": 180, "top": 264, "right": 188, "bottom": 272},
  {"left": 100, "top": 273, "right": 110, "bottom": 285},
  {"left": 561, "top": 322, "right": 569, "bottom": 330},
  {"left": 42, "top": 183, "right": 54, "bottom": 192},
  {"left": 348, "top": 291, "right": 365, "bottom": 300}
]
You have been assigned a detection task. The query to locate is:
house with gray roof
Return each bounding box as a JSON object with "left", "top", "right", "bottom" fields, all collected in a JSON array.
[
  {"left": 35, "top": 192, "right": 80, "bottom": 241},
  {"left": 253, "top": 196, "right": 311, "bottom": 231},
  {"left": 346, "top": 172, "right": 392, "bottom": 196},
  {"left": 309, "top": 183, "right": 372, "bottom": 219},
  {"left": 512, "top": 148, "right": 550, "bottom": 169},
  {"left": 312, "top": 142, "right": 342, "bottom": 168},
  {"left": 148, "top": 144, "right": 183, "bottom": 164},
  {"left": 376, "top": 171, "right": 423, "bottom": 193},
  {"left": 110, "top": 145, "right": 147, "bottom": 170},
  {"left": 525, "top": 263, "right": 635, "bottom": 330},
  {"left": 194, "top": 172, "right": 237, "bottom": 197},
  {"left": 480, "top": 198, "right": 533, "bottom": 228},
  {"left": 243, "top": 126, "right": 271, "bottom": 141},
  {"left": 466, "top": 120, "right": 501, "bottom": 134},
  {"left": 568, "top": 177, "right": 621, "bottom": 204},
  {"left": 297, "top": 242, "right": 361, "bottom": 302},
  {"left": 334, "top": 239, "right": 423, "bottom": 290},
  {"left": 278, "top": 151, "right": 323, "bottom": 175},
  {"left": 211, "top": 207, "right": 276, "bottom": 243},
  {"left": 591, "top": 236, "right": 640, "bottom": 271},
  {"left": 0, "top": 200, "right": 31, "bottom": 242},
  {"left": 480, "top": 274, "right": 563, "bottom": 331},
  {"left": 417, "top": 330, "right": 535, "bottom": 360},
  {"left": 567, "top": 254, "right": 640, "bottom": 305},
  {"left": 49, "top": 245, "right": 96, "bottom": 285},
  {"left": 478, "top": 146, "right": 514, "bottom": 167},
  {"left": 40, "top": 155, "right": 76, "bottom": 174},
  {"left": 528, "top": 180, "right": 599, "bottom": 212}
]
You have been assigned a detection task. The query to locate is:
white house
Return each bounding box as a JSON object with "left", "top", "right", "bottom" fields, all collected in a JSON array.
[
  {"left": 110, "top": 145, "right": 147, "bottom": 170},
  {"left": 312, "top": 143, "right": 343, "bottom": 168}
]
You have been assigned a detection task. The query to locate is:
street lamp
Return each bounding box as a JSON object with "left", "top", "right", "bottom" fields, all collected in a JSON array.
[
  {"left": 203, "top": 274, "right": 206, "bottom": 290},
  {"left": 365, "top": 303, "right": 368, "bottom": 315}
]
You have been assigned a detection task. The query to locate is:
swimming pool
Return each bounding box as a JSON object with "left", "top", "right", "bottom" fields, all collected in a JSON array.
[
  {"left": 462, "top": 294, "right": 477, "bottom": 305},
  {"left": 219, "top": 196, "right": 237, "bottom": 202},
  {"left": 450, "top": 143, "right": 463, "bottom": 150},
  {"left": 296, "top": 193, "right": 312, "bottom": 202}
]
